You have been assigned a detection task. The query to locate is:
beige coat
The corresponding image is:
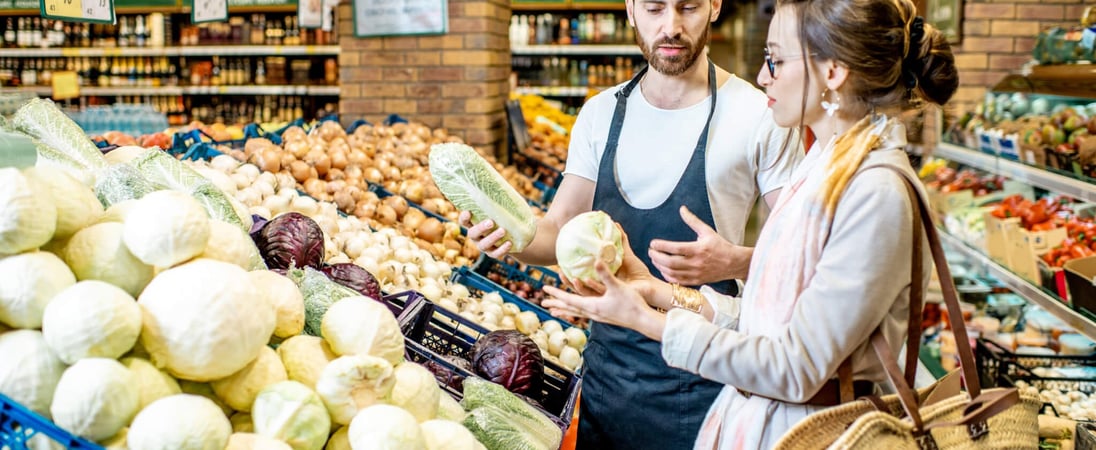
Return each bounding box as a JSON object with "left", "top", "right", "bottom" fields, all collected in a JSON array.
[{"left": 660, "top": 117, "right": 932, "bottom": 450}]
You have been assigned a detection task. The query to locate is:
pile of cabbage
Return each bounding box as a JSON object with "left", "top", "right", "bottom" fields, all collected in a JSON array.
[{"left": 0, "top": 100, "right": 506, "bottom": 450}]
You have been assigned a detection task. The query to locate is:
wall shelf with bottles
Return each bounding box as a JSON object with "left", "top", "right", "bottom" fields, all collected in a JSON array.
[
  {"left": 511, "top": 2, "right": 626, "bottom": 12},
  {"left": 0, "top": 11, "right": 340, "bottom": 122},
  {"left": 0, "top": 45, "right": 339, "bottom": 58},
  {"left": 5, "top": 84, "right": 339, "bottom": 96},
  {"left": 511, "top": 44, "right": 640, "bottom": 56}
]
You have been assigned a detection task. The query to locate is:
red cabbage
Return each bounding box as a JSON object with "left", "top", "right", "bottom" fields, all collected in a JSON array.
[
  {"left": 320, "top": 263, "right": 382, "bottom": 301},
  {"left": 469, "top": 330, "right": 544, "bottom": 396},
  {"left": 255, "top": 212, "right": 325, "bottom": 270}
]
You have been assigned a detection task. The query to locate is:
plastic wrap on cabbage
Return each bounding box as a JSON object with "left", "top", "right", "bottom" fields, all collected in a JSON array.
[
  {"left": 428, "top": 143, "right": 537, "bottom": 252},
  {"left": 130, "top": 150, "right": 246, "bottom": 230},
  {"left": 93, "top": 163, "right": 166, "bottom": 207},
  {"left": 469, "top": 330, "right": 543, "bottom": 396},
  {"left": 255, "top": 212, "right": 325, "bottom": 270},
  {"left": 461, "top": 377, "right": 561, "bottom": 450},
  {"left": 288, "top": 266, "right": 359, "bottom": 336},
  {"left": 12, "top": 98, "right": 107, "bottom": 174}
]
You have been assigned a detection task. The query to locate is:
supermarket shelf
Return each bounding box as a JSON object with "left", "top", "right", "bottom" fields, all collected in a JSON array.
[
  {"left": 0, "top": 45, "right": 340, "bottom": 58},
  {"left": 511, "top": 45, "right": 642, "bottom": 56},
  {"left": 931, "top": 143, "right": 1096, "bottom": 203},
  {"left": 514, "top": 86, "right": 596, "bottom": 97},
  {"left": 5, "top": 85, "right": 340, "bottom": 96},
  {"left": 512, "top": 2, "right": 626, "bottom": 11},
  {"left": 937, "top": 229, "right": 1096, "bottom": 340}
]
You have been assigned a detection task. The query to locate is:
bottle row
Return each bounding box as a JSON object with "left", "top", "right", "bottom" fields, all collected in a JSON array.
[
  {"left": 179, "top": 14, "right": 337, "bottom": 46},
  {"left": 0, "top": 13, "right": 335, "bottom": 49},
  {"left": 510, "top": 13, "right": 635, "bottom": 47},
  {"left": 512, "top": 56, "right": 643, "bottom": 88},
  {"left": 0, "top": 56, "right": 338, "bottom": 88},
  {"left": 75, "top": 95, "right": 334, "bottom": 126}
]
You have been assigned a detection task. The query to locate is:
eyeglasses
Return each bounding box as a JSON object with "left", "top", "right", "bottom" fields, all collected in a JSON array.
[{"left": 764, "top": 48, "right": 816, "bottom": 79}]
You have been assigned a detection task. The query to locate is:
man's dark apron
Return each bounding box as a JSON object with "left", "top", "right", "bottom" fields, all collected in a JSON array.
[{"left": 578, "top": 60, "right": 735, "bottom": 450}]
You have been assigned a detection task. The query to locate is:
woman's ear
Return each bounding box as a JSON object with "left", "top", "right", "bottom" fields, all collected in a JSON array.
[{"left": 822, "top": 59, "right": 849, "bottom": 92}]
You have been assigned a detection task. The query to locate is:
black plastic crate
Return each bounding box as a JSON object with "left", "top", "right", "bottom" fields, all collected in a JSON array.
[
  {"left": 977, "top": 338, "right": 1096, "bottom": 393},
  {"left": 398, "top": 297, "right": 581, "bottom": 427},
  {"left": 1, "top": 393, "right": 102, "bottom": 450},
  {"left": 383, "top": 290, "right": 429, "bottom": 324},
  {"left": 452, "top": 265, "right": 587, "bottom": 334}
]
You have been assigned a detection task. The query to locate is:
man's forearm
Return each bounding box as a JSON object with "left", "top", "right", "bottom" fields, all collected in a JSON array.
[
  {"left": 721, "top": 245, "right": 755, "bottom": 281},
  {"left": 507, "top": 218, "right": 562, "bottom": 266}
]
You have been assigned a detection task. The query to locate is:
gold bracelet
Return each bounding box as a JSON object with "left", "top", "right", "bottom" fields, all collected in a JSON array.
[{"left": 670, "top": 283, "right": 706, "bottom": 314}]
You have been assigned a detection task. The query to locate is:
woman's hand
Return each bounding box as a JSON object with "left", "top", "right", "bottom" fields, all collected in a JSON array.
[
  {"left": 564, "top": 225, "right": 656, "bottom": 297},
  {"left": 460, "top": 210, "right": 512, "bottom": 258},
  {"left": 543, "top": 261, "right": 666, "bottom": 341}
]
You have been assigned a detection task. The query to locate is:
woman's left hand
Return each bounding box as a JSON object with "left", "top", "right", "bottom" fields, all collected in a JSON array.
[{"left": 543, "top": 261, "right": 665, "bottom": 341}]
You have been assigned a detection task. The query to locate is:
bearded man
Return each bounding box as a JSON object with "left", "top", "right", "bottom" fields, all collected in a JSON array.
[{"left": 462, "top": 1, "right": 801, "bottom": 447}]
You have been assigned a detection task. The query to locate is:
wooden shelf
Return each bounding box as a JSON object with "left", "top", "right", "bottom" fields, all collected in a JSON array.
[
  {"left": 991, "top": 64, "right": 1096, "bottom": 99},
  {"left": 0, "top": 45, "right": 339, "bottom": 57}
]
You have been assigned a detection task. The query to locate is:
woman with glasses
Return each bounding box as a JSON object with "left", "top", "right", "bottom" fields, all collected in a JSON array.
[{"left": 543, "top": 0, "right": 959, "bottom": 448}]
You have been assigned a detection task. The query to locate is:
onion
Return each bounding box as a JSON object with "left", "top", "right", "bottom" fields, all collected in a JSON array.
[
  {"left": 400, "top": 180, "right": 425, "bottom": 204},
  {"left": 330, "top": 150, "right": 348, "bottom": 170},
  {"left": 383, "top": 166, "right": 401, "bottom": 182},
  {"left": 280, "top": 152, "right": 296, "bottom": 169},
  {"left": 327, "top": 168, "right": 345, "bottom": 181},
  {"left": 382, "top": 195, "right": 409, "bottom": 218},
  {"left": 402, "top": 208, "right": 426, "bottom": 230},
  {"left": 364, "top": 167, "right": 383, "bottom": 184},
  {"left": 303, "top": 178, "right": 327, "bottom": 198},
  {"left": 333, "top": 191, "right": 355, "bottom": 212},
  {"left": 375, "top": 204, "right": 398, "bottom": 226},
  {"left": 258, "top": 148, "right": 281, "bottom": 173},
  {"left": 314, "top": 154, "right": 332, "bottom": 177},
  {"left": 417, "top": 218, "right": 445, "bottom": 243},
  {"left": 347, "top": 150, "right": 367, "bottom": 166},
  {"left": 290, "top": 160, "right": 311, "bottom": 183}
]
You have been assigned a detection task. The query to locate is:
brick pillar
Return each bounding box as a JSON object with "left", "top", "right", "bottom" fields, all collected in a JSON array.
[
  {"left": 337, "top": 0, "right": 511, "bottom": 155},
  {"left": 947, "top": 1, "right": 1084, "bottom": 116}
]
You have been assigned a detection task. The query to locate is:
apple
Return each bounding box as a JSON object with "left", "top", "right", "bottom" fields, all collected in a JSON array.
[
  {"left": 1086, "top": 116, "right": 1096, "bottom": 134},
  {"left": 1064, "top": 114, "right": 1087, "bottom": 132},
  {"left": 1069, "top": 128, "right": 1091, "bottom": 146},
  {"left": 1044, "top": 124, "right": 1068, "bottom": 146}
]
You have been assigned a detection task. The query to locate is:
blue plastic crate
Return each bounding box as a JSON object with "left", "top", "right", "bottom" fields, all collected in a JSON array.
[
  {"left": 0, "top": 394, "right": 102, "bottom": 450},
  {"left": 398, "top": 298, "right": 581, "bottom": 428},
  {"left": 451, "top": 266, "right": 587, "bottom": 335},
  {"left": 473, "top": 255, "right": 565, "bottom": 291}
]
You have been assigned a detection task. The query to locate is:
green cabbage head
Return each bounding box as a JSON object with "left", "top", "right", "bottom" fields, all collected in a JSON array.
[{"left": 555, "top": 211, "right": 624, "bottom": 282}]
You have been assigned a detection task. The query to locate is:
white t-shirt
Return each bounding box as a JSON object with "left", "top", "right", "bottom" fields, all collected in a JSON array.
[{"left": 564, "top": 74, "right": 801, "bottom": 246}]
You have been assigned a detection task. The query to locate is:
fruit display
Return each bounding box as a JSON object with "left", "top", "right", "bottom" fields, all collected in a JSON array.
[
  {"left": 950, "top": 95, "right": 1096, "bottom": 176},
  {"left": 0, "top": 99, "right": 581, "bottom": 449},
  {"left": 923, "top": 166, "right": 1006, "bottom": 196},
  {"left": 514, "top": 93, "right": 572, "bottom": 174}
]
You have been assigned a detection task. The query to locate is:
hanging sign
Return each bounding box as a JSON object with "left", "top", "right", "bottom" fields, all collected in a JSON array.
[
  {"left": 39, "top": 0, "right": 114, "bottom": 24},
  {"left": 298, "top": 0, "right": 321, "bottom": 28},
  {"left": 192, "top": 0, "right": 227, "bottom": 23},
  {"left": 353, "top": 0, "right": 447, "bottom": 37}
]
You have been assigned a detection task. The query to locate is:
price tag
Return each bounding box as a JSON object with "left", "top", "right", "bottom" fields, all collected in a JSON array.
[
  {"left": 51, "top": 71, "right": 80, "bottom": 100},
  {"left": 40, "top": 0, "right": 114, "bottom": 24},
  {"left": 191, "top": 0, "right": 227, "bottom": 24}
]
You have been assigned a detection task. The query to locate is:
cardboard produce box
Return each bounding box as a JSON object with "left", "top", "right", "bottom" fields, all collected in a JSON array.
[
  {"left": 1064, "top": 255, "right": 1096, "bottom": 320},
  {"left": 1008, "top": 226, "right": 1068, "bottom": 283}
]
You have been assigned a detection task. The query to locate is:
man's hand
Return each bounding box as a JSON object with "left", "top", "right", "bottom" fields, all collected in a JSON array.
[
  {"left": 648, "top": 206, "right": 748, "bottom": 285},
  {"left": 460, "top": 210, "right": 512, "bottom": 259}
]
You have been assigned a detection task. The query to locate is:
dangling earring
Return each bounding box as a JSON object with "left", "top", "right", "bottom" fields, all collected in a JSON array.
[{"left": 821, "top": 89, "right": 841, "bottom": 117}]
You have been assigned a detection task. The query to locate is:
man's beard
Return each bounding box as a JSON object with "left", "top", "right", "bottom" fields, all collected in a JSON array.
[{"left": 636, "top": 25, "right": 709, "bottom": 76}]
